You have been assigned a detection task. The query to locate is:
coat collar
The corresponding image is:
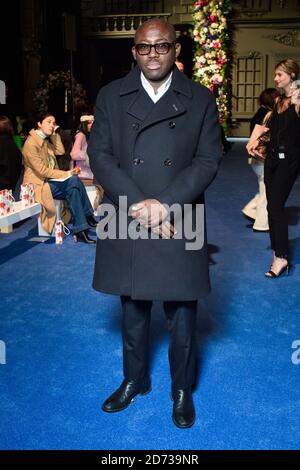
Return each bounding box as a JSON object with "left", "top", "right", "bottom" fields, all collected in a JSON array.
[{"left": 29, "top": 129, "right": 47, "bottom": 148}]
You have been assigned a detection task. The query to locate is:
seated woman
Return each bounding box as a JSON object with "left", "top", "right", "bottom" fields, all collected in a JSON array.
[
  {"left": 71, "top": 114, "right": 104, "bottom": 210},
  {"left": 22, "top": 113, "right": 97, "bottom": 244},
  {"left": 0, "top": 115, "right": 23, "bottom": 192},
  {"left": 70, "top": 114, "right": 94, "bottom": 182}
]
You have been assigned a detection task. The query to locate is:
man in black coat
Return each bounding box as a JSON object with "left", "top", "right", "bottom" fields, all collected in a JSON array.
[{"left": 88, "top": 19, "right": 222, "bottom": 428}]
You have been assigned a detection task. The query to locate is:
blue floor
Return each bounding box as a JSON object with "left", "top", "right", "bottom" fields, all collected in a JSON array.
[{"left": 0, "top": 142, "right": 300, "bottom": 450}]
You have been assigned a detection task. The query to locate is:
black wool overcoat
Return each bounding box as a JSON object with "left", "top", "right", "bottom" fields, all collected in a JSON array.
[{"left": 88, "top": 66, "right": 222, "bottom": 301}]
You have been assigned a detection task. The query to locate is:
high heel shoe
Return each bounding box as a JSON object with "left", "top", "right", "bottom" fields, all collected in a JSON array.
[
  {"left": 86, "top": 215, "right": 98, "bottom": 227},
  {"left": 73, "top": 230, "right": 96, "bottom": 244},
  {"left": 265, "top": 262, "right": 289, "bottom": 278}
]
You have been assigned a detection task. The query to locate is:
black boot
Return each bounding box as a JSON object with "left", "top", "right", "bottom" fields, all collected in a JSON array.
[
  {"left": 102, "top": 378, "right": 151, "bottom": 413},
  {"left": 86, "top": 215, "right": 98, "bottom": 227},
  {"left": 172, "top": 389, "right": 195, "bottom": 428},
  {"left": 73, "top": 230, "right": 96, "bottom": 244}
]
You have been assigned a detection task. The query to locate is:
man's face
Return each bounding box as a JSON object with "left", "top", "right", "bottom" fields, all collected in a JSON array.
[{"left": 132, "top": 22, "right": 181, "bottom": 84}]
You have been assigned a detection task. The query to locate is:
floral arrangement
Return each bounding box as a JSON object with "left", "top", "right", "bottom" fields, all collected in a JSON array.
[
  {"left": 34, "top": 70, "right": 87, "bottom": 115},
  {"left": 192, "top": 0, "right": 233, "bottom": 131}
]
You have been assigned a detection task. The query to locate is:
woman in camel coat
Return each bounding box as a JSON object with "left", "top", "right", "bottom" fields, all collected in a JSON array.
[{"left": 22, "top": 113, "right": 97, "bottom": 243}]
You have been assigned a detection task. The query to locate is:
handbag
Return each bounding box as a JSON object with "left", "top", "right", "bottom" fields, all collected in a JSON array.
[
  {"left": 246, "top": 111, "right": 272, "bottom": 162},
  {"left": 20, "top": 183, "right": 35, "bottom": 207},
  {"left": 254, "top": 129, "right": 270, "bottom": 162}
]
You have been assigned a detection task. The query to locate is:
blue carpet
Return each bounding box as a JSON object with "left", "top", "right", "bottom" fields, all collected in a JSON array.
[{"left": 0, "top": 142, "right": 299, "bottom": 450}]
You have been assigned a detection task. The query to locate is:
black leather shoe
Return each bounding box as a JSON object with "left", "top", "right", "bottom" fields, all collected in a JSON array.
[
  {"left": 73, "top": 230, "right": 96, "bottom": 244},
  {"left": 172, "top": 389, "right": 195, "bottom": 429},
  {"left": 102, "top": 378, "right": 151, "bottom": 413},
  {"left": 87, "top": 215, "right": 98, "bottom": 227}
]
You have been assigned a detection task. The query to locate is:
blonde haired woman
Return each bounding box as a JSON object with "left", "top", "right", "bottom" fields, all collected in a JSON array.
[{"left": 247, "top": 59, "right": 300, "bottom": 277}]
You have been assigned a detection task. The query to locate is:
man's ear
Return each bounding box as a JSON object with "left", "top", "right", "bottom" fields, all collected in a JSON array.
[
  {"left": 132, "top": 46, "right": 137, "bottom": 61},
  {"left": 175, "top": 43, "right": 181, "bottom": 59}
]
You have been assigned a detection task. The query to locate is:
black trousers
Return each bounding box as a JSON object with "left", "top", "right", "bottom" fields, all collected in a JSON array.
[
  {"left": 264, "top": 156, "right": 300, "bottom": 258},
  {"left": 121, "top": 296, "right": 197, "bottom": 391}
]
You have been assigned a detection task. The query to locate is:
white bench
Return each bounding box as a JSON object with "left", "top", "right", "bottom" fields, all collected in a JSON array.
[{"left": 0, "top": 201, "right": 41, "bottom": 233}]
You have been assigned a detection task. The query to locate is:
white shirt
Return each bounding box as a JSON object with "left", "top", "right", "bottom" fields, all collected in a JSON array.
[{"left": 140, "top": 72, "right": 173, "bottom": 103}]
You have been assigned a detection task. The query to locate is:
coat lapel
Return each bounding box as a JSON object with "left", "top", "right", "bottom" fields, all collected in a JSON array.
[
  {"left": 120, "top": 65, "right": 192, "bottom": 126},
  {"left": 125, "top": 88, "right": 155, "bottom": 122},
  {"left": 120, "top": 66, "right": 153, "bottom": 122},
  {"left": 140, "top": 89, "right": 186, "bottom": 130}
]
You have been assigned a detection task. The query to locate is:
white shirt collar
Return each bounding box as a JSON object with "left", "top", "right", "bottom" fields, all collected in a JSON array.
[{"left": 140, "top": 71, "right": 173, "bottom": 103}]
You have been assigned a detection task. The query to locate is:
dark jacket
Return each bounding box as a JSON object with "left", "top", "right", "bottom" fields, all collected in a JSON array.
[
  {"left": 0, "top": 135, "right": 23, "bottom": 191},
  {"left": 268, "top": 102, "right": 300, "bottom": 160},
  {"left": 88, "top": 66, "right": 222, "bottom": 301}
]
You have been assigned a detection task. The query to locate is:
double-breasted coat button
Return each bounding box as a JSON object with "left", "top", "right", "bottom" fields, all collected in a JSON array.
[
  {"left": 169, "top": 121, "right": 176, "bottom": 129},
  {"left": 132, "top": 123, "right": 140, "bottom": 130},
  {"left": 133, "top": 158, "right": 144, "bottom": 165},
  {"left": 164, "top": 158, "right": 172, "bottom": 166}
]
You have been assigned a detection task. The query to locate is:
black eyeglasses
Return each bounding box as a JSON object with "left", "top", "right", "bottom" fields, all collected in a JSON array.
[{"left": 134, "top": 42, "right": 175, "bottom": 56}]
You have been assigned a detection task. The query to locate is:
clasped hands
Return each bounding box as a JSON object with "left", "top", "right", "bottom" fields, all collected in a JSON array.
[{"left": 130, "top": 199, "right": 176, "bottom": 239}]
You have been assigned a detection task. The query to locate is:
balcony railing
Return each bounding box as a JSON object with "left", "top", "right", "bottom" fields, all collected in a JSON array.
[
  {"left": 238, "top": 0, "right": 271, "bottom": 14},
  {"left": 87, "top": 13, "right": 171, "bottom": 38}
]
